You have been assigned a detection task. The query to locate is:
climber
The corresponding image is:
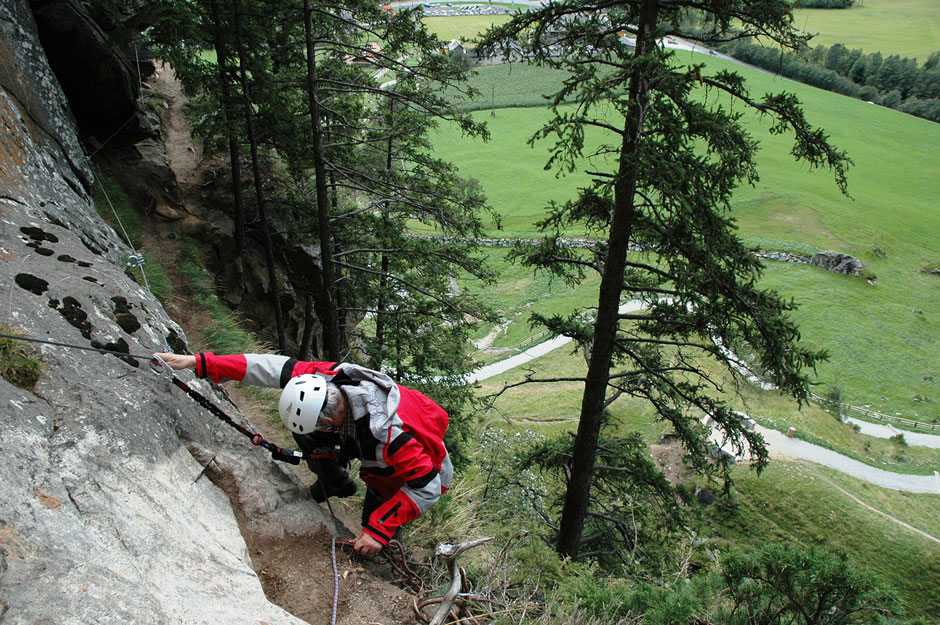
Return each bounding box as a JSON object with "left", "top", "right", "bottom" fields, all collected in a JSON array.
[{"left": 155, "top": 351, "right": 451, "bottom": 555}]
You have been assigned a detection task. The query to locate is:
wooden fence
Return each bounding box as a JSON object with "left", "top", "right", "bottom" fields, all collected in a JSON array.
[{"left": 808, "top": 392, "right": 940, "bottom": 432}]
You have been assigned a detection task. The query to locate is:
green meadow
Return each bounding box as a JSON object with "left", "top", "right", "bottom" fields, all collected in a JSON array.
[
  {"left": 467, "top": 247, "right": 602, "bottom": 364},
  {"left": 793, "top": 0, "right": 940, "bottom": 61},
  {"left": 717, "top": 461, "right": 940, "bottom": 618},
  {"left": 477, "top": 333, "right": 940, "bottom": 475},
  {"left": 437, "top": 51, "right": 940, "bottom": 425},
  {"left": 423, "top": 11, "right": 514, "bottom": 43},
  {"left": 420, "top": 0, "right": 940, "bottom": 61},
  {"left": 474, "top": 336, "right": 940, "bottom": 617}
]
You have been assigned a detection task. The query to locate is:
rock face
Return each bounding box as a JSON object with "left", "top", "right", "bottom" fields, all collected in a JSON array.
[
  {"left": 194, "top": 162, "right": 326, "bottom": 358},
  {"left": 809, "top": 250, "right": 865, "bottom": 276},
  {"left": 0, "top": 2, "right": 330, "bottom": 623},
  {"left": 28, "top": 0, "right": 157, "bottom": 145}
]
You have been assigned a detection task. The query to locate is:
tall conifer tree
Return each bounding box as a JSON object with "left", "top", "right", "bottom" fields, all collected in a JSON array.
[{"left": 483, "top": 0, "right": 850, "bottom": 559}]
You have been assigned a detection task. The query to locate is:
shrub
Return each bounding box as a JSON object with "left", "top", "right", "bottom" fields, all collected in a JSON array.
[
  {"left": 883, "top": 89, "right": 902, "bottom": 109},
  {"left": 822, "top": 385, "right": 845, "bottom": 420},
  {"left": 719, "top": 543, "right": 901, "bottom": 624}
]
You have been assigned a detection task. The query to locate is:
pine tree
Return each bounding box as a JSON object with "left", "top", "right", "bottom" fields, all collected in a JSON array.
[
  {"left": 482, "top": 0, "right": 850, "bottom": 559},
  {"left": 152, "top": 0, "right": 496, "bottom": 388},
  {"left": 283, "top": 0, "right": 498, "bottom": 369},
  {"left": 151, "top": 0, "right": 289, "bottom": 350},
  {"left": 824, "top": 43, "right": 847, "bottom": 73}
]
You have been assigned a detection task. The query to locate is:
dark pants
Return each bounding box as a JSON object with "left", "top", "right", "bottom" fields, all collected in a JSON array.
[{"left": 295, "top": 432, "right": 401, "bottom": 541}]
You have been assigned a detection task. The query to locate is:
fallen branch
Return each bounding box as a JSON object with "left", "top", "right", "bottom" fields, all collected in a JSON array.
[{"left": 429, "top": 537, "right": 494, "bottom": 625}]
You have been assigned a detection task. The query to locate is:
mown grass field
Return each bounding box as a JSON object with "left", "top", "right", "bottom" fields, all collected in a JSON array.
[
  {"left": 423, "top": 11, "right": 514, "bottom": 43},
  {"left": 792, "top": 0, "right": 940, "bottom": 61}
]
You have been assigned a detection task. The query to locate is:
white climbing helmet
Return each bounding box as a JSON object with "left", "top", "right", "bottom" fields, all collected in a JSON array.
[{"left": 278, "top": 374, "right": 329, "bottom": 434}]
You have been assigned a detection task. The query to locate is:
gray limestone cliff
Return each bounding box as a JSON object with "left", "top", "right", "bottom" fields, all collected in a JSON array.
[{"left": 0, "top": 2, "right": 331, "bottom": 622}]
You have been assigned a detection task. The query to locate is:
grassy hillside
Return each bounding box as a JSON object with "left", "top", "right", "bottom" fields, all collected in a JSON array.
[
  {"left": 477, "top": 336, "right": 940, "bottom": 474},
  {"left": 474, "top": 341, "right": 940, "bottom": 618},
  {"left": 695, "top": 52, "right": 940, "bottom": 421},
  {"left": 422, "top": 18, "right": 938, "bottom": 619},
  {"left": 793, "top": 0, "right": 940, "bottom": 61},
  {"left": 716, "top": 462, "right": 940, "bottom": 620},
  {"left": 431, "top": 105, "right": 592, "bottom": 235},
  {"left": 467, "top": 247, "right": 602, "bottom": 364},
  {"left": 437, "top": 51, "right": 940, "bottom": 424}
]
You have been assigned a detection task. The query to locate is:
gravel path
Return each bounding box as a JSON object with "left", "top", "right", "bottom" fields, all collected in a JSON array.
[
  {"left": 708, "top": 424, "right": 940, "bottom": 494},
  {"left": 466, "top": 300, "right": 647, "bottom": 384},
  {"left": 845, "top": 417, "right": 940, "bottom": 449},
  {"left": 469, "top": 301, "right": 940, "bottom": 495}
]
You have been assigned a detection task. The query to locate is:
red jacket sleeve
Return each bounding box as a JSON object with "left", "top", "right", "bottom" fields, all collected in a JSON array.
[
  {"left": 196, "top": 353, "right": 337, "bottom": 387},
  {"left": 195, "top": 353, "right": 249, "bottom": 383}
]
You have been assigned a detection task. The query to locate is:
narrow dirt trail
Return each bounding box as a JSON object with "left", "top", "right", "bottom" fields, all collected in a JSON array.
[
  {"left": 158, "top": 63, "right": 201, "bottom": 191},
  {"left": 824, "top": 480, "right": 940, "bottom": 547}
]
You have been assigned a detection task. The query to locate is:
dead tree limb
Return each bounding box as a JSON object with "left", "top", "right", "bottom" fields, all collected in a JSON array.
[{"left": 429, "top": 537, "right": 494, "bottom": 625}]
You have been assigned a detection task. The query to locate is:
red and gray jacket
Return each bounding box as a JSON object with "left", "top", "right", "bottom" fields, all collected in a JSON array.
[{"left": 194, "top": 352, "right": 452, "bottom": 546}]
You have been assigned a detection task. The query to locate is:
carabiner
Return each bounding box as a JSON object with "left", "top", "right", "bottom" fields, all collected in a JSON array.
[{"left": 149, "top": 353, "right": 173, "bottom": 378}]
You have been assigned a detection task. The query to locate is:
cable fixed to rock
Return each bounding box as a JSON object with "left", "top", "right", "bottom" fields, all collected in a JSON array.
[
  {"left": 0, "top": 332, "right": 338, "bottom": 466},
  {"left": 0, "top": 332, "right": 154, "bottom": 360}
]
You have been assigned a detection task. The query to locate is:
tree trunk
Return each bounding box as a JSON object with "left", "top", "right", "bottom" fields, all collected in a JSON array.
[
  {"left": 300, "top": 293, "right": 316, "bottom": 360},
  {"left": 328, "top": 167, "right": 347, "bottom": 349},
  {"left": 232, "top": 0, "right": 287, "bottom": 352},
  {"left": 556, "top": 0, "right": 659, "bottom": 559},
  {"left": 208, "top": 0, "right": 245, "bottom": 257},
  {"left": 303, "top": 0, "right": 341, "bottom": 360},
  {"left": 375, "top": 115, "right": 395, "bottom": 363},
  {"left": 375, "top": 245, "right": 391, "bottom": 362}
]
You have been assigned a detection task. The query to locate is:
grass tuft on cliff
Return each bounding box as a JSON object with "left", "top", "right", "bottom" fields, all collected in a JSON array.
[{"left": 0, "top": 323, "right": 45, "bottom": 392}]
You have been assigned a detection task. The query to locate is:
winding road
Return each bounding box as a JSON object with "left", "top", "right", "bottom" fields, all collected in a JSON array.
[{"left": 468, "top": 301, "right": 940, "bottom": 495}]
